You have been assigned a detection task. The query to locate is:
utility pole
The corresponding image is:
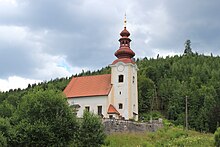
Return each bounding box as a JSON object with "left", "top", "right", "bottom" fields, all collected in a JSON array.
[{"left": 185, "top": 96, "right": 188, "bottom": 131}]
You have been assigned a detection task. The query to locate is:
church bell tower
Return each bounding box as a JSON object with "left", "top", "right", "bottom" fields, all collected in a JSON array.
[{"left": 109, "top": 16, "right": 138, "bottom": 121}]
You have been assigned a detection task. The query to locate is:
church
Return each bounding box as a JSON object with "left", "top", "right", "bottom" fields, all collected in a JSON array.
[{"left": 64, "top": 20, "right": 139, "bottom": 121}]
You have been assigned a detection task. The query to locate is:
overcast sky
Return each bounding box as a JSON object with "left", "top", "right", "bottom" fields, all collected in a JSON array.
[{"left": 0, "top": 0, "right": 220, "bottom": 91}]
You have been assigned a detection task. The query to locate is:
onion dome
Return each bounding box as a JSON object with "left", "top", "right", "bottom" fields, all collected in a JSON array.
[
  {"left": 120, "top": 27, "right": 130, "bottom": 37},
  {"left": 112, "top": 26, "right": 135, "bottom": 65},
  {"left": 114, "top": 40, "right": 135, "bottom": 59}
]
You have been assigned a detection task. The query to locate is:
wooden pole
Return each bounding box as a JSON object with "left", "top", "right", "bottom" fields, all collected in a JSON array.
[{"left": 185, "top": 96, "right": 188, "bottom": 131}]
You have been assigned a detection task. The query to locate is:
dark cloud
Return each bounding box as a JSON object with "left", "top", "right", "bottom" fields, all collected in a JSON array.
[
  {"left": 130, "top": 0, "right": 220, "bottom": 56},
  {"left": 158, "top": 0, "right": 220, "bottom": 53},
  {"left": 0, "top": 0, "right": 220, "bottom": 85},
  {"left": 20, "top": 0, "right": 122, "bottom": 68}
]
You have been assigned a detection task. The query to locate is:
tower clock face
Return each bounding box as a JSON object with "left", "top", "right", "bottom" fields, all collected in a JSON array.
[{"left": 117, "top": 64, "right": 124, "bottom": 72}]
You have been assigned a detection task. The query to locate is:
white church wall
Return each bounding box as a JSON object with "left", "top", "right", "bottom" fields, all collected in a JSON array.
[
  {"left": 127, "top": 64, "right": 138, "bottom": 120},
  {"left": 110, "top": 62, "right": 138, "bottom": 120},
  {"left": 130, "top": 64, "right": 139, "bottom": 120},
  {"left": 67, "top": 96, "right": 108, "bottom": 118}
]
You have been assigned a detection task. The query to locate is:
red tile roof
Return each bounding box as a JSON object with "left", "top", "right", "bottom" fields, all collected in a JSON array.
[
  {"left": 107, "top": 104, "right": 120, "bottom": 115},
  {"left": 64, "top": 74, "right": 112, "bottom": 98}
]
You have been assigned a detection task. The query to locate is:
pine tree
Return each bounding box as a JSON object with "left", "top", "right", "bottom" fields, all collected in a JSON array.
[{"left": 184, "top": 40, "right": 193, "bottom": 55}]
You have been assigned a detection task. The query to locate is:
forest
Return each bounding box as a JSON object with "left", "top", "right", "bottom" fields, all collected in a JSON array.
[
  {"left": 137, "top": 53, "right": 220, "bottom": 133},
  {"left": 0, "top": 50, "right": 220, "bottom": 135}
]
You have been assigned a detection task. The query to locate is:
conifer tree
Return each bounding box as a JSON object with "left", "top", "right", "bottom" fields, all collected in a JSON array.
[{"left": 184, "top": 40, "right": 193, "bottom": 55}]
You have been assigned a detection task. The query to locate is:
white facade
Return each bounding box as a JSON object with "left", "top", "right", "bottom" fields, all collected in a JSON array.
[
  {"left": 109, "top": 62, "right": 138, "bottom": 120},
  {"left": 67, "top": 95, "right": 108, "bottom": 118}
]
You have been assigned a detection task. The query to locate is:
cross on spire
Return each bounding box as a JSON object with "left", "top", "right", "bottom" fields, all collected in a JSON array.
[{"left": 124, "top": 13, "right": 127, "bottom": 28}]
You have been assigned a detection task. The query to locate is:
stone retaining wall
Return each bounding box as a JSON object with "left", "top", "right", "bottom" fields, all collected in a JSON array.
[{"left": 103, "top": 119, "right": 163, "bottom": 134}]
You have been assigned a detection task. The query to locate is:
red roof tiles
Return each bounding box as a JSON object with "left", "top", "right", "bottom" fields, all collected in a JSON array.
[
  {"left": 107, "top": 104, "right": 120, "bottom": 115},
  {"left": 64, "top": 74, "right": 112, "bottom": 98}
]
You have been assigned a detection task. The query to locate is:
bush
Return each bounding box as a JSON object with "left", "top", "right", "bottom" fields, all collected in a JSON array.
[
  {"left": 77, "top": 111, "right": 106, "bottom": 147},
  {"left": 215, "top": 127, "right": 220, "bottom": 147}
]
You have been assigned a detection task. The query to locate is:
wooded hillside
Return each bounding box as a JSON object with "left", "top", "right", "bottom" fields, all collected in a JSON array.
[
  {"left": 137, "top": 54, "right": 220, "bottom": 133},
  {"left": 0, "top": 54, "right": 220, "bottom": 133}
]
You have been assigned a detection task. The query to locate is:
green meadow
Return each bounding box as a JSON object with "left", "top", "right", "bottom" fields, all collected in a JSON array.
[{"left": 103, "top": 126, "right": 214, "bottom": 147}]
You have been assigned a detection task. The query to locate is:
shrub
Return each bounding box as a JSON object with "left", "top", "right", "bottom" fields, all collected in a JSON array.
[
  {"left": 215, "top": 127, "right": 220, "bottom": 147},
  {"left": 77, "top": 111, "right": 106, "bottom": 147}
]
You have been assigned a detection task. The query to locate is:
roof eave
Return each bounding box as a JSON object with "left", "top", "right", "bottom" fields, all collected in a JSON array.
[{"left": 67, "top": 94, "right": 109, "bottom": 99}]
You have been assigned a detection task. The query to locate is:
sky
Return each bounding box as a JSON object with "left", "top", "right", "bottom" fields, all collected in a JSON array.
[{"left": 0, "top": 0, "right": 220, "bottom": 91}]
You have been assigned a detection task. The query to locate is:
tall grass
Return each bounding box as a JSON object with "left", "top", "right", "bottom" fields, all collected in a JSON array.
[{"left": 103, "top": 126, "right": 214, "bottom": 147}]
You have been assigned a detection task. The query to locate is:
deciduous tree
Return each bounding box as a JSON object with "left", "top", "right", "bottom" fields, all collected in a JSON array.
[{"left": 10, "top": 90, "right": 79, "bottom": 146}]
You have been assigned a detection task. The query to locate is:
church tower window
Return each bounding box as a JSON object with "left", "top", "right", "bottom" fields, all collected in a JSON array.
[{"left": 118, "top": 75, "right": 124, "bottom": 83}]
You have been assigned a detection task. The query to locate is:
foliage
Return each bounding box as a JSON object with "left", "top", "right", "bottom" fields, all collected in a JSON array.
[
  {"left": 0, "top": 117, "right": 11, "bottom": 137},
  {"left": 0, "top": 88, "right": 108, "bottom": 146},
  {"left": 215, "top": 127, "right": 220, "bottom": 147},
  {"left": 137, "top": 54, "right": 220, "bottom": 132},
  {"left": 0, "top": 132, "right": 7, "bottom": 147},
  {"left": 9, "top": 90, "right": 79, "bottom": 146},
  {"left": 139, "top": 111, "right": 163, "bottom": 122},
  {"left": 0, "top": 101, "right": 14, "bottom": 118},
  {"left": 77, "top": 111, "right": 106, "bottom": 147}
]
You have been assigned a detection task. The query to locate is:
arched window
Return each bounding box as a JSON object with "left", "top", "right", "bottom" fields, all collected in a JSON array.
[
  {"left": 118, "top": 75, "right": 124, "bottom": 83},
  {"left": 132, "top": 76, "right": 135, "bottom": 83},
  {"left": 119, "top": 103, "right": 123, "bottom": 109}
]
